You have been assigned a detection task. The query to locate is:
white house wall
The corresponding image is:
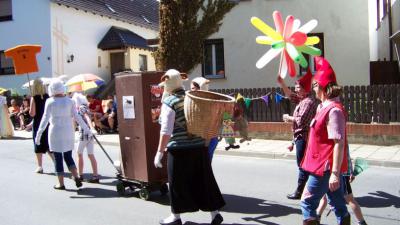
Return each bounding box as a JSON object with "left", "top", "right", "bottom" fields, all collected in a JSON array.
[
  {"left": 392, "top": 0, "right": 400, "bottom": 61},
  {"left": 0, "top": 0, "right": 52, "bottom": 94},
  {"left": 50, "top": 3, "right": 158, "bottom": 83},
  {"left": 369, "top": 0, "right": 400, "bottom": 62},
  {"left": 191, "top": 0, "right": 370, "bottom": 89}
]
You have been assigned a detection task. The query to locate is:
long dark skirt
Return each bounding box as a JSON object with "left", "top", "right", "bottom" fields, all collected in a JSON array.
[{"left": 167, "top": 146, "right": 225, "bottom": 214}]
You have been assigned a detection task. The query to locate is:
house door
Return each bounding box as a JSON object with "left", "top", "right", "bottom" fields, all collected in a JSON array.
[{"left": 110, "top": 52, "right": 125, "bottom": 78}]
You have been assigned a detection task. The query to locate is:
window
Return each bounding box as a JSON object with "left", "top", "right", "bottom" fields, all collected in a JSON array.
[
  {"left": 139, "top": 54, "right": 147, "bottom": 71},
  {"left": 0, "top": 51, "right": 15, "bottom": 75},
  {"left": 0, "top": 0, "right": 12, "bottom": 22},
  {"left": 299, "top": 33, "right": 324, "bottom": 75},
  {"left": 202, "top": 39, "right": 225, "bottom": 79},
  {"left": 376, "top": 0, "right": 389, "bottom": 29}
]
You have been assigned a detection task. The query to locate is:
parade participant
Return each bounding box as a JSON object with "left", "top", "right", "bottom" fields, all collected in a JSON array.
[
  {"left": 316, "top": 150, "right": 368, "bottom": 225},
  {"left": 72, "top": 93, "right": 99, "bottom": 183},
  {"left": 190, "top": 77, "right": 210, "bottom": 91},
  {"left": 277, "top": 69, "right": 318, "bottom": 200},
  {"left": 190, "top": 77, "right": 219, "bottom": 161},
  {"left": 300, "top": 57, "right": 350, "bottom": 225},
  {"left": 0, "top": 93, "right": 14, "bottom": 138},
  {"left": 30, "top": 79, "right": 54, "bottom": 173},
  {"left": 154, "top": 69, "right": 225, "bottom": 225},
  {"left": 35, "top": 79, "right": 91, "bottom": 190}
]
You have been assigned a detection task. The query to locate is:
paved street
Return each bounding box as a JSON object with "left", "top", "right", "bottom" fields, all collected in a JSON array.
[{"left": 0, "top": 137, "right": 399, "bottom": 225}]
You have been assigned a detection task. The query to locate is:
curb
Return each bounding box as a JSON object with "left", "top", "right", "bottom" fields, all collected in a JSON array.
[
  {"left": 214, "top": 149, "right": 400, "bottom": 169},
  {"left": 97, "top": 142, "right": 400, "bottom": 169}
]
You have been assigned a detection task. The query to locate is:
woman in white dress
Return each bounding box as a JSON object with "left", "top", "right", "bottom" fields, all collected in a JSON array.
[
  {"left": 35, "top": 79, "right": 91, "bottom": 190},
  {"left": 0, "top": 94, "right": 14, "bottom": 138}
]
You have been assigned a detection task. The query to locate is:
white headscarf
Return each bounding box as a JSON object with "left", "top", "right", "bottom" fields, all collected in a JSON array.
[
  {"left": 48, "top": 78, "right": 65, "bottom": 97},
  {"left": 159, "top": 69, "right": 187, "bottom": 93},
  {"left": 191, "top": 77, "right": 210, "bottom": 91}
]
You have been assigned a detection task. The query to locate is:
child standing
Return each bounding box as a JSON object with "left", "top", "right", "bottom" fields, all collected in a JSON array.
[{"left": 72, "top": 93, "right": 99, "bottom": 183}]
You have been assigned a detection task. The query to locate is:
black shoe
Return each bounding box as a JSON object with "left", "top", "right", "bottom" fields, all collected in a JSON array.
[
  {"left": 88, "top": 176, "right": 100, "bottom": 183},
  {"left": 287, "top": 192, "right": 301, "bottom": 200},
  {"left": 231, "top": 144, "right": 240, "bottom": 149},
  {"left": 53, "top": 185, "right": 66, "bottom": 190},
  {"left": 159, "top": 219, "right": 182, "bottom": 225},
  {"left": 211, "top": 214, "right": 223, "bottom": 225},
  {"left": 74, "top": 176, "right": 83, "bottom": 188},
  {"left": 225, "top": 145, "right": 231, "bottom": 151}
]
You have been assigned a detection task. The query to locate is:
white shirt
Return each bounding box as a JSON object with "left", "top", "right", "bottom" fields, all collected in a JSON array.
[
  {"left": 36, "top": 96, "right": 90, "bottom": 152},
  {"left": 159, "top": 103, "right": 175, "bottom": 136}
]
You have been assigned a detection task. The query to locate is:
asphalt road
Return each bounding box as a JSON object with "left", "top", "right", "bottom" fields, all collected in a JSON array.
[{"left": 0, "top": 138, "right": 399, "bottom": 225}]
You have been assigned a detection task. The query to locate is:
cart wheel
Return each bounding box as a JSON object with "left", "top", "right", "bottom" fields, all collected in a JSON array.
[
  {"left": 139, "top": 188, "right": 150, "bottom": 200},
  {"left": 116, "top": 182, "right": 125, "bottom": 196},
  {"left": 160, "top": 183, "right": 169, "bottom": 195}
]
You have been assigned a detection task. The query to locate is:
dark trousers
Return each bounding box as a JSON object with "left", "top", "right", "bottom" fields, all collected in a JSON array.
[
  {"left": 54, "top": 151, "right": 76, "bottom": 176},
  {"left": 167, "top": 147, "right": 225, "bottom": 214},
  {"left": 295, "top": 138, "right": 309, "bottom": 192}
]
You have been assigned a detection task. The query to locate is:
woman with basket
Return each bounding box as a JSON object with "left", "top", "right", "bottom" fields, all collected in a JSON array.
[{"left": 154, "top": 69, "right": 225, "bottom": 225}]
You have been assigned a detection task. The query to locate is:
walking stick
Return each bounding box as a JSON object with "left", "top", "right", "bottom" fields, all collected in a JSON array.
[{"left": 93, "top": 135, "right": 120, "bottom": 173}]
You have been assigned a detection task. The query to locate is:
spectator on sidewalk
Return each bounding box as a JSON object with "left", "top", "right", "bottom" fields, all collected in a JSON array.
[
  {"left": 18, "top": 97, "right": 32, "bottom": 130},
  {"left": 8, "top": 99, "right": 20, "bottom": 129},
  {"left": 277, "top": 69, "right": 318, "bottom": 200},
  {"left": 154, "top": 69, "right": 225, "bottom": 225},
  {"left": 35, "top": 79, "right": 91, "bottom": 190},
  {"left": 30, "top": 78, "right": 54, "bottom": 174},
  {"left": 300, "top": 57, "right": 350, "bottom": 225},
  {"left": 0, "top": 93, "right": 14, "bottom": 138}
]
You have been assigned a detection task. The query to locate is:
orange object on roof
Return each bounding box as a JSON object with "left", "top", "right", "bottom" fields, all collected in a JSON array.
[{"left": 4, "top": 45, "right": 41, "bottom": 74}]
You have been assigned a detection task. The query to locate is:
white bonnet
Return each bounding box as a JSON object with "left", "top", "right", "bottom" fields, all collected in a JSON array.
[
  {"left": 191, "top": 77, "right": 210, "bottom": 91},
  {"left": 48, "top": 78, "right": 65, "bottom": 96},
  {"left": 159, "top": 69, "right": 188, "bottom": 92}
]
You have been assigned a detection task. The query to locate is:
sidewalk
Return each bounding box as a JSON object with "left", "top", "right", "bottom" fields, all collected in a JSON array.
[{"left": 13, "top": 130, "right": 400, "bottom": 168}]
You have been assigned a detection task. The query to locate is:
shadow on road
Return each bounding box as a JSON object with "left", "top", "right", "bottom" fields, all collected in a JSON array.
[
  {"left": 220, "top": 194, "right": 301, "bottom": 225},
  {"left": 71, "top": 187, "right": 120, "bottom": 198},
  {"left": 356, "top": 191, "right": 400, "bottom": 208},
  {"left": 183, "top": 222, "right": 256, "bottom": 225}
]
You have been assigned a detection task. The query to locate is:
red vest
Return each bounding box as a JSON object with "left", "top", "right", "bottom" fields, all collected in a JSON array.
[{"left": 301, "top": 102, "right": 348, "bottom": 176}]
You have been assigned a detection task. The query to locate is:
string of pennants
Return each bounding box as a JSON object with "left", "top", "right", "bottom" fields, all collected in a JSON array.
[{"left": 232, "top": 92, "right": 287, "bottom": 109}]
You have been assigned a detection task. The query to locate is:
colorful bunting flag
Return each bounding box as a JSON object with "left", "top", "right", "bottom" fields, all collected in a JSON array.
[
  {"left": 236, "top": 93, "right": 244, "bottom": 102},
  {"left": 244, "top": 98, "right": 252, "bottom": 109},
  {"left": 275, "top": 93, "right": 284, "bottom": 104},
  {"left": 261, "top": 95, "right": 269, "bottom": 106}
]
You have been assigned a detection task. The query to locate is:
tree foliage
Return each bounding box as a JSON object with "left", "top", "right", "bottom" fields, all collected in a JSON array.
[{"left": 153, "top": 0, "right": 236, "bottom": 73}]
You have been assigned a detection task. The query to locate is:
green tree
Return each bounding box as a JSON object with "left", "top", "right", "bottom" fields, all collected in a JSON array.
[{"left": 153, "top": 0, "right": 236, "bottom": 73}]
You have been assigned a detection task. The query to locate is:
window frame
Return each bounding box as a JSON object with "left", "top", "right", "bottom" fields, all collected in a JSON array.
[
  {"left": 0, "top": 50, "right": 15, "bottom": 75},
  {"left": 139, "top": 54, "right": 148, "bottom": 72},
  {"left": 202, "top": 39, "right": 225, "bottom": 79},
  {"left": 0, "top": 0, "right": 13, "bottom": 22}
]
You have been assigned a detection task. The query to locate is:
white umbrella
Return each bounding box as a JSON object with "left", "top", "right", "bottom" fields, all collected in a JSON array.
[{"left": 22, "top": 77, "right": 52, "bottom": 89}]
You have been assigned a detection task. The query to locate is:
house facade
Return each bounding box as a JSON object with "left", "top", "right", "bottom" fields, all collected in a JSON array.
[
  {"left": 0, "top": 0, "right": 158, "bottom": 94},
  {"left": 368, "top": 0, "right": 400, "bottom": 84},
  {"left": 191, "top": 0, "right": 370, "bottom": 89}
]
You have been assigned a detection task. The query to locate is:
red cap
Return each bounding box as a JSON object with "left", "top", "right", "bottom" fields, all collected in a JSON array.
[
  {"left": 296, "top": 68, "right": 312, "bottom": 93},
  {"left": 313, "top": 56, "right": 336, "bottom": 89}
]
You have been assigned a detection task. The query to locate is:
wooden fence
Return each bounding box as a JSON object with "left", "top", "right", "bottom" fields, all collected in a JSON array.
[{"left": 212, "top": 84, "right": 400, "bottom": 124}]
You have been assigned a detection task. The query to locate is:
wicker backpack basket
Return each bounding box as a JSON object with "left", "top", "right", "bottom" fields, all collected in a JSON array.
[{"left": 184, "top": 90, "right": 235, "bottom": 140}]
